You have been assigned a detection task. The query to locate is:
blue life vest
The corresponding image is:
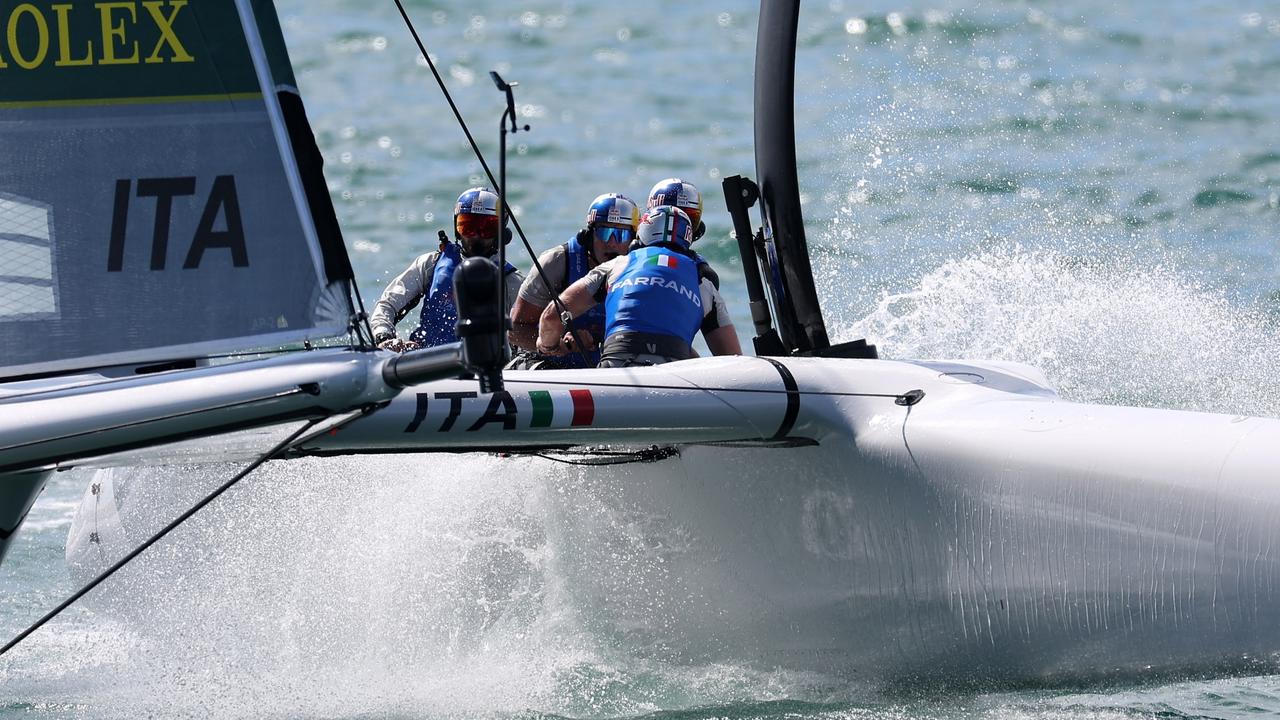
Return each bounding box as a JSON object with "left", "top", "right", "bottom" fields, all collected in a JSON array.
[
  {"left": 411, "top": 242, "right": 516, "bottom": 347},
  {"left": 604, "top": 246, "right": 704, "bottom": 345},
  {"left": 560, "top": 234, "right": 606, "bottom": 367}
]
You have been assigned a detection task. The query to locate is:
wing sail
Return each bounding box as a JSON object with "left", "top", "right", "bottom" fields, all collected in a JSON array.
[{"left": 0, "top": 0, "right": 353, "bottom": 379}]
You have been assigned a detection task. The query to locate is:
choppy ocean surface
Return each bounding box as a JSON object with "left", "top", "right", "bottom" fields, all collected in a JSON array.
[{"left": 3, "top": 0, "right": 1280, "bottom": 717}]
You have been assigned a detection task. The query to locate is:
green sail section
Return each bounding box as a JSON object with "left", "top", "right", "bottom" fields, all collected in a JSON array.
[
  {"left": 0, "top": 1, "right": 260, "bottom": 106},
  {"left": 251, "top": 0, "right": 299, "bottom": 90},
  {"left": 0, "top": 0, "right": 350, "bottom": 378}
]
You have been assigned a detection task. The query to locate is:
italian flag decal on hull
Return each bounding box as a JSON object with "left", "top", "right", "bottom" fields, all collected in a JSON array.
[
  {"left": 646, "top": 254, "right": 678, "bottom": 268},
  {"left": 528, "top": 389, "right": 595, "bottom": 428}
]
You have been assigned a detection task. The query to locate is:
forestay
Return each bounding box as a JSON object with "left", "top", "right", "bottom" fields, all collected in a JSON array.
[{"left": 0, "top": 0, "right": 353, "bottom": 379}]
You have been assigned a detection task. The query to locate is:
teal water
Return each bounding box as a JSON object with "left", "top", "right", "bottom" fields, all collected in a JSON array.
[{"left": 3, "top": 0, "right": 1280, "bottom": 717}]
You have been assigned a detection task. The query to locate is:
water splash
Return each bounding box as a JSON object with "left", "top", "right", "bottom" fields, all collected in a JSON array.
[
  {"left": 837, "top": 246, "right": 1280, "bottom": 418},
  {"left": 2, "top": 456, "right": 832, "bottom": 719}
]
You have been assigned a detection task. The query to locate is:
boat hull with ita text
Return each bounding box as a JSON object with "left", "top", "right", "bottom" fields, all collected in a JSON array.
[{"left": 65, "top": 355, "right": 1280, "bottom": 686}]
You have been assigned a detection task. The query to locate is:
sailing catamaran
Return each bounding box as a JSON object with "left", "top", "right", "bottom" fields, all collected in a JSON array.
[{"left": 4, "top": 0, "right": 1280, "bottom": 688}]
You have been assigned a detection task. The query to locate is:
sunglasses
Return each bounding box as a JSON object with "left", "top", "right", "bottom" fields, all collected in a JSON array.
[
  {"left": 455, "top": 213, "right": 500, "bottom": 240},
  {"left": 592, "top": 225, "right": 635, "bottom": 245}
]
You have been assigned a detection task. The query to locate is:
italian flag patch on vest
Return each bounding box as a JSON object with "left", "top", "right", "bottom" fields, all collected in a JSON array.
[{"left": 646, "top": 254, "right": 678, "bottom": 268}]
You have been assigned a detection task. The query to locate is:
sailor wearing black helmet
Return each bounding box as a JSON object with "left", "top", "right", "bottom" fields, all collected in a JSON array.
[
  {"left": 507, "top": 193, "right": 640, "bottom": 369},
  {"left": 371, "top": 187, "right": 523, "bottom": 351},
  {"left": 537, "top": 206, "right": 741, "bottom": 367}
]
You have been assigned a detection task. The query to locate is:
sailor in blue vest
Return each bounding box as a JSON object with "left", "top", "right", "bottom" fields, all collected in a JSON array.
[
  {"left": 537, "top": 206, "right": 741, "bottom": 367},
  {"left": 371, "top": 187, "right": 523, "bottom": 351},
  {"left": 507, "top": 193, "right": 641, "bottom": 369}
]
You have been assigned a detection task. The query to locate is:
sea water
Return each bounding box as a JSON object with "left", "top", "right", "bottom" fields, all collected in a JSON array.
[{"left": 3, "top": 0, "right": 1280, "bottom": 717}]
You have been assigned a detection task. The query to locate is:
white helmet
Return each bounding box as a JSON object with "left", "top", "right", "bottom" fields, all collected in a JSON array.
[{"left": 453, "top": 187, "right": 499, "bottom": 218}]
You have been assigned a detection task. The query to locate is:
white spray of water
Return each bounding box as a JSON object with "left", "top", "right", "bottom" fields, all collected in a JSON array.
[
  {"left": 830, "top": 246, "right": 1280, "bottom": 418},
  {"left": 809, "top": 22, "right": 1280, "bottom": 422},
  {"left": 4, "top": 455, "right": 830, "bottom": 719}
]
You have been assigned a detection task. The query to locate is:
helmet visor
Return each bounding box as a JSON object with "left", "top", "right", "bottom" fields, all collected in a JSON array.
[
  {"left": 456, "top": 213, "right": 500, "bottom": 241},
  {"left": 592, "top": 225, "right": 635, "bottom": 246}
]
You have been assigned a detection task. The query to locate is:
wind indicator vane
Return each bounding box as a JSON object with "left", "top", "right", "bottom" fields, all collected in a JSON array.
[{"left": 489, "top": 71, "right": 530, "bottom": 364}]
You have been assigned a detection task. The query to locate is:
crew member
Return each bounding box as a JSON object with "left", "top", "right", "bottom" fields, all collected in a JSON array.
[
  {"left": 646, "top": 177, "right": 719, "bottom": 289},
  {"left": 647, "top": 177, "right": 705, "bottom": 242},
  {"left": 537, "top": 206, "right": 740, "bottom": 367},
  {"left": 507, "top": 193, "right": 640, "bottom": 369},
  {"left": 371, "top": 187, "right": 523, "bottom": 351}
]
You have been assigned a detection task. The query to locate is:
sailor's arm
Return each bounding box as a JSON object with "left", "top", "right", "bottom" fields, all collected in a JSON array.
[
  {"left": 536, "top": 281, "right": 597, "bottom": 356},
  {"left": 705, "top": 325, "right": 742, "bottom": 356},
  {"left": 509, "top": 246, "right": 566, "bottom": 351},
  {"left": 535, "top": 257, "right": 615, "bottom": 355},
  {"left": 370, "top": 253, "right": 436, "bottom": 349},
  {"left": 509, "top": 299, "right": 543, "bottom": 351},
  {"left": 700, "top": 278, "right": 742, "bottom": 356}
]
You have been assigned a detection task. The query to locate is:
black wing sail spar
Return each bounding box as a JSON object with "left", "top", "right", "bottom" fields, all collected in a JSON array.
[{"left": 724, "top": 0, "right": 877, "bottom": 359}]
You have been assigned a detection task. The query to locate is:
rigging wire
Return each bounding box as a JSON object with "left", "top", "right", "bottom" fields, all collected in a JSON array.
[
  {"left": 0, "top": 414, "right": 359, "bottom": 658},
  {"left": 391, "top": 0, "right": 594, "bottom": 367},
  {"left": 348, "top": 280, "right": 375, "bottom": 349}
]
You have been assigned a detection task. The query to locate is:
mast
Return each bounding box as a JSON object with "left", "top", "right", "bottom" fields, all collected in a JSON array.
[{"left": 754, "top": 0, "right": 829, "bottom": 353}]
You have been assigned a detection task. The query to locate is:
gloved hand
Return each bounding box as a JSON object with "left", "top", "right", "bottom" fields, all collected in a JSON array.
[{"left": 377, "top": 337, "right": 420, "bottom": 353}]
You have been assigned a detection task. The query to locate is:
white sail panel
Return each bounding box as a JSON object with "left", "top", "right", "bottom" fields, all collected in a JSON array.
[{"left": 0, "top": 194, "right": 57, "bottom": 320}]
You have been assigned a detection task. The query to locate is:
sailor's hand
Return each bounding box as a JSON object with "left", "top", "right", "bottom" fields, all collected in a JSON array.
[
  {"left": 377, "top": 337, "right": 419, "bottom": 353},
  {"left": 562, "top": 331, "right": 597, "bottom": 352},
  {"left": 536, "top": 335, "right": 568, "bottom": 356}
]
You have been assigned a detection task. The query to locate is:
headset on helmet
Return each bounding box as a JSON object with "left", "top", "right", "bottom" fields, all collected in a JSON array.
[
  {"left": 453, "top": 187, "right": 512, "bottom": 250},
  {"left": 635, "top": 206, "right": 695, "bottom": 251},
  {"left": 647, "top": 178, "right": 705, "bottom": 241}
]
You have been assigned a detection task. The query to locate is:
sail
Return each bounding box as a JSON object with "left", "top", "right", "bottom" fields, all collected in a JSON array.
[{"left": 0, "top": 0, "right": 354, "bottom": 379}]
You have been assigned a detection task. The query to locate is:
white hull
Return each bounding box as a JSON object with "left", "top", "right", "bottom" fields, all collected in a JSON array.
[
  {"left": 63, "top": 355, "right": 1280, "bottom": 685},
  {"left": 547, "top": 441, "right": 1280, "bottom": 684}
]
